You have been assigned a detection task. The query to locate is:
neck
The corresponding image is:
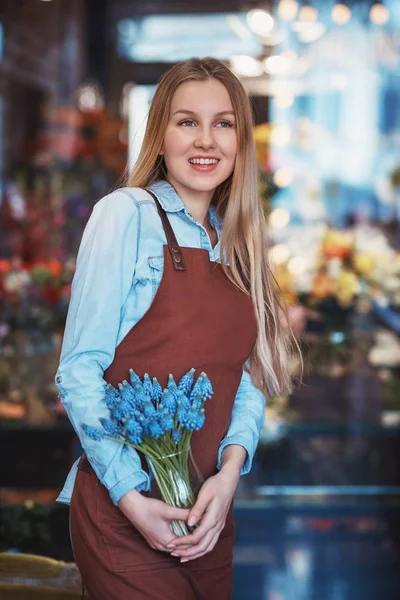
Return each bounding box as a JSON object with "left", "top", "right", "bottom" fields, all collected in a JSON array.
[{"left": 166, "top": 176, "right": 214, "bottom": 227}]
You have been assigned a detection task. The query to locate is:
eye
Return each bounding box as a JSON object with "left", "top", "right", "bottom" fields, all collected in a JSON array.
[
  {"left": 179, "top": 120, "right": 196, "bottom": 127},
  {"left": 216, "top": 121, "right": 234, "bottom": 128}
]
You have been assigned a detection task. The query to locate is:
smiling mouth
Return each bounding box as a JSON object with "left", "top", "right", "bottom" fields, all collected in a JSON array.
[{"left": 188, "top": 158, "right": 220, "bottom": 165}]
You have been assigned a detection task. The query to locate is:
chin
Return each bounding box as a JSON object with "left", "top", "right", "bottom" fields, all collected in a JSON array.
[
  {"left": 183, "top": 172, "right": 232, "bottom": 191},
  {"left": 185, "top": 181, "right": 222, "bottom": 194}
]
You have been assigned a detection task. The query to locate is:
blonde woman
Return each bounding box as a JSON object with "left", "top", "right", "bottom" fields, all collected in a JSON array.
[{"left": 55, "top": 57, "right": 294, "bottom": 599}]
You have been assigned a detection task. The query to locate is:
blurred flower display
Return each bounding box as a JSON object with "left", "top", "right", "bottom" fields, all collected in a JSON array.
[
  {"left": 272, "top": 223, "right": 400, "bottom": 309},
  {"left": 0, "top": 103, "right": 125, "bottom": 424}
]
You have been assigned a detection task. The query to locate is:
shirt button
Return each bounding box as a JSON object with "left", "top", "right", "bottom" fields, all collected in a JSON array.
[
  {"left": 201, "top": 230, "right": 206, "bottom": 237},
  {"left": 56, "top": 375, "right": 62, "bottom": 383}
]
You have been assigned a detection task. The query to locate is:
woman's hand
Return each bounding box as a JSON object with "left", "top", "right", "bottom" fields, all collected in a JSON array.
[
  {"left": 118, "top": 489, "right": 190, "bottom": 553},
  {"left": 166, "top": 464, "right": 240, "bottom": 562}
]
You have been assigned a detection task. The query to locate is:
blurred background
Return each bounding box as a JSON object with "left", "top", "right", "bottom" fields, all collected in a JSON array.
[{"left": 1, "top": 0, "right": 400, "bottom": 598}]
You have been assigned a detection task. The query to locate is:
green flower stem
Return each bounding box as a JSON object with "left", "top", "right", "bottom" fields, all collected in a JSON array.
[{"left": 104, "top": 434, "right": 195, "bottom": 536}]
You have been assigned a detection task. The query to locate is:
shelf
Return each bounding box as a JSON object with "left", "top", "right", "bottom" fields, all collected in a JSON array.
[{"left": 277, "top": 422, "right": 400, "bottom": 438}]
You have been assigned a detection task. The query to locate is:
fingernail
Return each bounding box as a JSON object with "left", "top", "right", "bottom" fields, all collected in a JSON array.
[
  {"left": 171, "top": 553, "right": 180, "bottom": 557},
  {"left": 167, "top": 545, "right": 175, "bottom": 549},
  {"left": 188, "top": 518, "right": 197, "bottom": 527},
  {"left": 180, "top": 558, "right": 189, "bottom": 563}
]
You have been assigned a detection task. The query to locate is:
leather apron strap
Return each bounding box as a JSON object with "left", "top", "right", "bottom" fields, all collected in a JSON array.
[{"left": 146, "top": 188, "right": 186, "bottom": 272}]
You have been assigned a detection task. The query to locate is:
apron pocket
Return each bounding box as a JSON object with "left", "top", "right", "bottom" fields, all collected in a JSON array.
[{"left": 96, "top": 482, "right": 172, "bottom": 572}]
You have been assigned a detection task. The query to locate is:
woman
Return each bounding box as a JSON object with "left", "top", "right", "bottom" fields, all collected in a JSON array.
[{"left": 55, "top": 57, "right": 295, "bottom": 599}]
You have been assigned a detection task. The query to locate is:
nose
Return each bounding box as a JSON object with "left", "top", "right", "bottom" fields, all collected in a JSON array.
[{"left": 194, "top": 126, "right": 216, "bottom": 150}]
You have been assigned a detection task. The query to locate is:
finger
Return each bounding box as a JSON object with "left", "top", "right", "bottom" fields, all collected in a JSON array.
[
  {"left": 168, "top": 513, "right": 217, "bottom": 548},
  {"left": 180, "top": 530, "right": 220, "bottom": 562},
  {"left": 156, "top": 524, "right": 182, "bottom": 551},
  {"left": 166, "top": 534, "right": 180, "bottom": 548},
  {"left": 174, "top": 529, "right": 215, "bottom": 559},
  {"left": 187, "top": 495, "right": 210, "bottom": 528},
  {"left": 174, "top": 525, "right": 220, "bottom": 556},
  {"left": 163, "top": 506, "right": 191, "bottom": 522}
]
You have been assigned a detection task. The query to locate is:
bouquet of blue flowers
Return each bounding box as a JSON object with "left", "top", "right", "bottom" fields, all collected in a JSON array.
[{"left": 82, "top": 368, "right": 213, "bottom": 536}]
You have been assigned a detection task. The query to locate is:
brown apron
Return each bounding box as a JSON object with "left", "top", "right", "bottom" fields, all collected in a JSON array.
[{"left": 70, "top": 189, "right": 258, "bottom": 599}]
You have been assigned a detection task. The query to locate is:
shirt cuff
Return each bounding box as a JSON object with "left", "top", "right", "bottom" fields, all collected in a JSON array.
[
  {"left": 108, "top": 470, "right": 151, "bottom": 506},
  {"left": 216, "top": 435, "right": 253, "bottom": 476}
]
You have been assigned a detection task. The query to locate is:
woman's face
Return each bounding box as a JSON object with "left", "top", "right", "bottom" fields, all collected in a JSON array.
[{"left": 161, "top": 78, "right": 237, "bottom": 200}]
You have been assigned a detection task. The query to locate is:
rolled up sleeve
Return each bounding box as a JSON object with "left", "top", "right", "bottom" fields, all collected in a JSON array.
[
  {"left": 217, "top": 367, "right": 266, "bottom": 475},
  {"left": 55, "top": 191, "right": 150, "bottom": 505}
]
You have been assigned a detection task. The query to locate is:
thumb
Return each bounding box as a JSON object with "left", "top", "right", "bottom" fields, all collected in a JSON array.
[{"left": 164, "top": 505, "right": 190, "bottom": 521}]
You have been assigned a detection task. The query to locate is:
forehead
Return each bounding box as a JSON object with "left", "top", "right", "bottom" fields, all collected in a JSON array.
[{"left": 170, "top": 79, "right": 234, "bottom": 115}]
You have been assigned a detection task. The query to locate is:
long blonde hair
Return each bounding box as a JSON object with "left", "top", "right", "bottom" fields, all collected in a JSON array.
[{"left": 127, "top": 57, "right": 297, "bottom": 398}]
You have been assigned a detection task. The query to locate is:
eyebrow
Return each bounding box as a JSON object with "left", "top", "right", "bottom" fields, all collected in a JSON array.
[{"left": 173, "top": 109, "right": 235, "bottom": 118}]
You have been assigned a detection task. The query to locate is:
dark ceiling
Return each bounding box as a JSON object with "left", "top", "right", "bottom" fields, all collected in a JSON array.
[
  {"left": 86, "top": 0, "right": 275, "bottom": 95},
  {"left": 112, "top": 0, "right": 273, "bottom": 18}
]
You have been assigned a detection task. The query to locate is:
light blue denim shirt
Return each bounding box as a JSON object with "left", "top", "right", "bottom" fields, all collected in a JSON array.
[{"left": 55, "top": 180, "right": 266, "bottom": 506}]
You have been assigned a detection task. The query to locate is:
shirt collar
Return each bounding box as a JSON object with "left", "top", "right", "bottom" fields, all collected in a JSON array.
[
  {"left": 148, "top": 179, "right": 223, "bottom": 234},
  {"left": 148, "top": 180, "right": 184, "bottom": 213}
]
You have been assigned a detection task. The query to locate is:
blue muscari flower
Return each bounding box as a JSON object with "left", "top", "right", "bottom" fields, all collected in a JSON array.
[
  {"left": 110, "top": 399, "right": 134, "bottom": 422},
  {"left": 182, "top": 407, "right": 205, "bottom": 432},
  {"left": 143, "top": 373, "right": 153, "bottom": 400},
  {"left": 129, "top": 368, "right": 143, "bottom": 389},
  {"left": 99, "top": 418, "right": 124, "bottom": 438},
  {"left": 119, "top": 380, "right": 139, "bottom": 409},
  {"left": 194, "top": 408, "right": 206, "bottom": 431},
  {"left": 201, "top": 373, "right": 213, "bottom": 399},
  {"left": 133, "top": 413, "right": 148, "bottom": 436},
  {"left": 157, "top": 407, "right": 174, "bottom": 433},
  {"left": 125, "top": 417, "right": 143, "bottom": 445},
  {"left": 190, "top": 372, "right": 213, "bottom": 404},
  {"left": 167, "top": 374, "right": 180, "bottom": 400},
  {"left": 148, "top": 418, "right": 163, "bottom": 439},
  {"left": 152, "top": 377, "right": 163, "bottom": 403},
  {"left": 133, "top": 383, "right": 148, "bottom": 406},
  {"left": 172, "top": 428, "right": 181, "bottom": 444},
  {"left": 82, "top": 424, "right": 105, "bottom": 441},
  {"left": 178, "top": 368, "right": 196, "bottom": 396},
  {"left": 143, "top": 397, "right": 156, "bottom": 418},
  {"left": 191, "top": 391, "right": 203, "bottom": 411},
  {"left": 104, "top": 383, "right": 121, "bottom": 410},
  {"left": 161, "top": 389, "right": 177, "bottom": 416},
  {"left": 177, "top": 392, "right": 191, "bottom": 423}
]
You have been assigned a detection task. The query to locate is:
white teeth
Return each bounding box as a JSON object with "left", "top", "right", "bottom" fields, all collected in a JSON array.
[{"left": 189, "top": 158, "right": 219, "bottom": 165}]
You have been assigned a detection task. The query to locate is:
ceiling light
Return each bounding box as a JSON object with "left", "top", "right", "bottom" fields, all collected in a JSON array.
[
  {"left": 76, "top": 82, "right": 104, "bottom": 112},
  {"left": 270, "top": 244, "right": 291, "bottom": 264},
  {"left": 370, "top": 3, "right": 390, "bottom": 26},
  {"left": 298, "top": 6, "right": 318, "bottom": 23},
  {"left": 264, "top": 55, "right": 291, "bottom": 75},
  {"left": 277, "top": 0, "right": 299, "bottom": 21},
  {"left": 230, "top": 55, "right": 264, "bottom": 77},
  {"left": 331, "top": 4, "right": 351, "bottom": 25},
  {"left": 246, "top": 9, "right": 275, "bottom": 36},
  {"left": 288, "top": 256, "right": 307, "bottom": 275},
  {"left": 270, "top": 123, "right": 292, "bottom": 147},
  {"left": 269, "top": 207, "right": 291, "bottom": 227},
  {"left": 297, "top": 22, "right": 326, "bottom": 43},
  {"left": 273, "top": 168, "right": 293, "bottom": 188},
  {"left": 274, "top": 91, "right": 295, "bottom": 109}
]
